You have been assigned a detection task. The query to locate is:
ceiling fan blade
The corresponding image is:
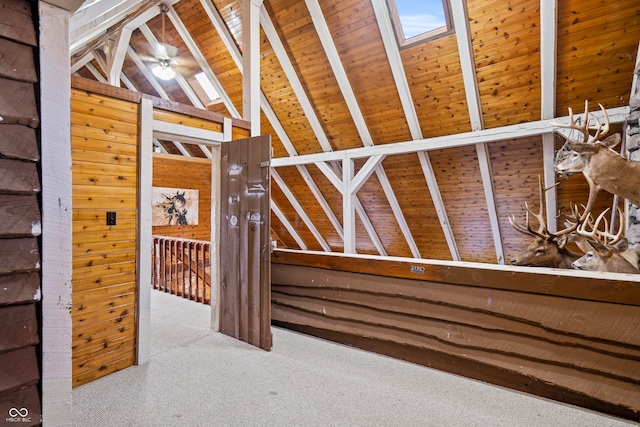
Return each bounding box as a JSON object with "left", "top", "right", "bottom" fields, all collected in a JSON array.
[{"left": 152, "top": 42, "right": 178, "bottom": 60}]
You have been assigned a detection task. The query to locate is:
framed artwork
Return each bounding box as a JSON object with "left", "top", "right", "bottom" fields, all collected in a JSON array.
[{"left": 152, "top": 186, "right": 199, "bottom": 226}]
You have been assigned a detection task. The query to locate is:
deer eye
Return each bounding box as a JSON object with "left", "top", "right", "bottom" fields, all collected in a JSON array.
[
  {"left": 535, "top": 248, "right": 545, "bottom": 254},
  {"left": 572, "top": 153, "right": 579, "bottom": 159}
]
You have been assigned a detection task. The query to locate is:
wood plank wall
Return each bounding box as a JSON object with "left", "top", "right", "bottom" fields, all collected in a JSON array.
[
  {"left": 0, "top": 0, "right": 42, "bottom": 424},
  {"left": 152, "top": 153, "right": 212, "bottom": 241},
  {"left": 272, "top": 251, "right": 640, "bottom": 421},
  {"left": 71, "top": 88, "right": 139, "bottom": 387}
]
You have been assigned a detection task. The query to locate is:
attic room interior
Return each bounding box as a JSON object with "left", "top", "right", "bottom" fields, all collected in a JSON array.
[{"left": 1, "top": 0, "right": 639, "bottom": 425}]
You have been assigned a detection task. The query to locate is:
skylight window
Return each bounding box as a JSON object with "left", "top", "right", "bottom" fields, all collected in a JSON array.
[
  {"left": 389, "top": 0, "right": 452, "bottom": 47},
  {"left": 195, "top": 72, "right": 220, "bottom": 102}
]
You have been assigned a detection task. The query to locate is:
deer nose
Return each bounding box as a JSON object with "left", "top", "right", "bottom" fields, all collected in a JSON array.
[{"left": 510, "top": 258, "right": 517, "bottom": 265}]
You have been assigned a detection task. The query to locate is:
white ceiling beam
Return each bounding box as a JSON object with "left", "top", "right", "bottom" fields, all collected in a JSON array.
[
  {"left": 370, "top": 0, "right": 423, "bottom": 140},
  {"left": 450, "top": 0, "right": 483, "bottom": 131},
  {"left": 315, "top": 161, "right": 343, "bottom": 192},
  {"left": 84, "top": 61, "right": 107, "bottom": 83},
  {"left": 343, "top": 154, "right": 356, "bottom": 254},
  {"left": 260, "top": 8, "right": 333, "bottom": 152},
  {"left": 271, "top": 169, "right": 331, "bottom": 252},
  {"left": 70, "top": 0, "right": 132, "bottom": 33},
  {"left": 166, "top": 4, "right": 241, "bottom": 119},
  {"left": 242, "top": 0, "right": 261, "bottom": 134},
  {"left": 271, "top": 201, "right": 308, "bottom": 250},
  {"left": 540, "top": 0, "right": 558, "bottom": 232},
  {"left": 70, "top": 0, "right": 141, "bottom": 54},
  {"left": 475, "top": 143, "right": 505, "bottom": 264},
  {"left": 305, "top": 0, "right": 373, "bottom": 147},
  {"left": 107, "top": 26, "right": 133, "bottom": 86},
  {"left": 350, "top": 154, "right": 386, "bottom": 194},
  {"left": 70, "top": 51, "right": 94, "bottom": 74},
  {"left": 375, "top": 165, "right": 420, "bottom": 258},
  {"left": 417, "top": 151, "right": 460, "bottom": 261},
  {"left": 296, "top": 165, "right": 344, "bottom": 240},
  {"left": 200, "top": 0, "right": 243, "bottom": 70},
  {"left": 271, "top": 106, "right": 629, "bottom": 167},
  {"left": 138, "top": 24, "right": 212, "bottom": 159}
]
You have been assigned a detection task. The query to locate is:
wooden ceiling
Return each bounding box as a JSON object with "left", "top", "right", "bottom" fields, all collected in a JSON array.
[{"left": 69, "top": 0, "right": 639, "bottom": 264}]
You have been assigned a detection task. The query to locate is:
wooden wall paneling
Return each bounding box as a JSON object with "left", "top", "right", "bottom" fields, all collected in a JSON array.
[
  {"left": 487, "top": 136, "right": 545, "bottom": 263},
  {"left": 270, "top": 211, "right": 299, "bottom": 249},
  {"left": 71, "top": 89, "right": 139, "bottom": 387},
  {"left": 321, "top": 0, "right": 412, "bottom": 146},
  {"left": 275, "top": 165, "right": 342, "bottom": 251},
  {"left": 380, "top": 154, "right": 452, "bottom": 260},
  {"left": 0, "top": 158, "right": 40, "bottom": 195},
  {"left": 258, "top": 26, "right": 327, "bottom": 155},
  {"left": 152, "top": 153, "right": 212, "bottom": 241},
  {"left": 0, "top": 303, "right": 39, "bottom": 353},
  {"left": 264, "top": 0, "right": 362, "bottom": 151},
  {"left": 270, "top": 172, "right": 318, "bottom": 250},
  {"left": 467, "top": 0, "right": 542, "bottom": 128},
  {"left": 0, "top": 238, "right": 39, "bottom": 275},
  {"left": 400, "top": 33, "right": 472, "bottom": 138},
  {"left": 555, "top": 0, "right": 639, "bottom": 111},
  {"left": 174, "top": 0, "right": 243, "bottom": 116},
  {"left": 428, "top": 145, "right": 495, "bottom": 262},
  {"left": 0, "top": 37, "right": 36, "bottom": 82}
]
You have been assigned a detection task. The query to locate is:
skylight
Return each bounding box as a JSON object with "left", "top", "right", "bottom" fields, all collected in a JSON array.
[
  {"left": 195, "top": 72, "right": 220, "bottom": 102},
  {"left": 389, "top": 0, "right": 451, "bottom": 46}
]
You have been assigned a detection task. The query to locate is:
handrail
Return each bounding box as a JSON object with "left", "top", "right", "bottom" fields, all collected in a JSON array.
[{"left": 152, "top": 235, "right": 211, "bottom": 304}]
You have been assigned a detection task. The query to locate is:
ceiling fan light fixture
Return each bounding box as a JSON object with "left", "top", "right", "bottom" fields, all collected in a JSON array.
[{"left": 152, "top": 61, "right": 176, "bottom": 80}]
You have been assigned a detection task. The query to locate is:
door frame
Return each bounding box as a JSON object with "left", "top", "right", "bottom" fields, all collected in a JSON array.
[{"left": 137, "top": 98, "right": 232, "bottom": 364}]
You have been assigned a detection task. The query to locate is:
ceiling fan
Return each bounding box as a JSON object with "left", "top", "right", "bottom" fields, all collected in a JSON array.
[{"left": 148, "top": 3, "right": 179, "bottom": 80}]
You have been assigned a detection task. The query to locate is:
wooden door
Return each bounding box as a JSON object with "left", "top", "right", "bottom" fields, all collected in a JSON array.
[{"left": 220, "top": 135, "right": 272, "bottom": 350}]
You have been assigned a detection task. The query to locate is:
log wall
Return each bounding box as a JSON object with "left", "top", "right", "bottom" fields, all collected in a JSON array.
[
  {"left": 152, "top": 154, "right": 212, "bottom": 241},
  {"left": 272, "top": 251, "right": 640, "bottom": 421},
  {"left": 0, "top": 0, "right": 41, "bottom": 424}
]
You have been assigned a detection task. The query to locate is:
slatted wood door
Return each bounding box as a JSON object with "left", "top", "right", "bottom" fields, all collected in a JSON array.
[{"left": 220, "top": 135, "right": 272, "bottom": 350}]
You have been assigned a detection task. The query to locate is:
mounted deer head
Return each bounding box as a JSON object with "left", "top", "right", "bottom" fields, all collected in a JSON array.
[
  {"left": 508, "top": 177, "right": 582, "bottom": 268},
  {"left": 572, "top": 207, "right": 639, "bottom": 273},
  {"left": 552, "top": 100, "right": 640, "bottom": 218}
]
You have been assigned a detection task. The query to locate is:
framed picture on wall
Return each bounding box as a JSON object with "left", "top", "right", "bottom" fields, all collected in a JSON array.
[{"left": 152, "top": 187, "right": 199, "bottom": 226}]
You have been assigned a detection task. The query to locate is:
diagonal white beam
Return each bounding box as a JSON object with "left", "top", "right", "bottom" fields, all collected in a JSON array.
[
  {"left": 107, "top": 26, "right": 133, "bottom": 86},
  {"left": 305, "top": 0, "right": 373, "bottom": 147},
  {"left": 370, "top": 0, "right": 423, "bottom": 141},
  {"left": 475, "top": 143, "right": 505, "bottom": 264},
  {"left": 375, "top": 165, "right": 420, "bottom": 258},
  {"left": 297, "top": 165, "right": 344, "bottom": 240},
  {"left": 260, "top": 7, "right": 333, "bottom": 152},
  {"left": 315, "top": 161, "right": 343, "bottom": 192},
  {"left": 271, "top": 169, "right": 331, "bottom": 251},
  {"left": 71, "top": 51, "right": 94, "bottom": 74},
  {"left": 540, "top": 0, "right": 558, "bottom": 230},
  {"left": 138, "top": 24, "right": 212, "bottom": 159},
  {"left": 84, "top": 61, "right": 107, "bottom": 83},
  {"left": 126, "top": 46, "right": 191, "bottom": 157},
  {"left": 271, "top": 201, "right": 307, "bottom": 250},
  {"left": 70, "top": 0, "right": 141, "bottom": 54},
  {"left": 200, "top": 0, "right": 243, "bottom": 70},
  {"left": 166, "top": 4, "right": 240, "bottom": 118},
  {"left": 417, "top": 151, "right": 460, "bottom": 261},
  {"left": 350, "top": 154, "right": 386, "bottom": 194}
]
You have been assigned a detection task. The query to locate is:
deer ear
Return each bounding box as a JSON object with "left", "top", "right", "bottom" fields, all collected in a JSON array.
[
  {"left": 613, "top": 237, "right": 629, "bottom": 252},
  {"left": 601, "top": 133, "right": 621, "bottom": 148},
  {"left": 567, "top": 141, "right": 599, "bottom": 154},
  {"left": 588, "top": 239, "right": 612, "bottom": 258},
  {"left": 556, "top": 235, "right": 568, "bottom": 249}
]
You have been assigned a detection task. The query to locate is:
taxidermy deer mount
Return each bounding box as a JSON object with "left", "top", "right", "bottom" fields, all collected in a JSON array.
[
  {"left": 552, "top": 100, "right": 640, "bottom": 219},
  {"left": 508, "top": 177, "right": 582, "bottom": 268}
]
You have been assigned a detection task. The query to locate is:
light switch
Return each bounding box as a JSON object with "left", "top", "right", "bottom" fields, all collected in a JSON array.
[{"left": 106, "top": 211, "right": 116, "bottom": 226}]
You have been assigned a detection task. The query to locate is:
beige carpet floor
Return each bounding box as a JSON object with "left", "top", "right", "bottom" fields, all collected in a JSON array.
[{"left": 72, "top": 289, "right": 637, "bottom": 427}]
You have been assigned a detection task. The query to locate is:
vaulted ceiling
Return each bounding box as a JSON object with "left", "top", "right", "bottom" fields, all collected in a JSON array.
[{"left": 69, "top": 0, "right": 640, "bottom": 264}]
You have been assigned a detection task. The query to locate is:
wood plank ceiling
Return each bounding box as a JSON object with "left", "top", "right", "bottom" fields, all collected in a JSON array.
[{"left": 69, "top": 0, "right": 640, "bottom": 264}]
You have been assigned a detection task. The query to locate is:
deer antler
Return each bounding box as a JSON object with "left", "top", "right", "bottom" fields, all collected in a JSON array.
[
  {"left": 509, "top": 176, "right": 579, "bottom": 239},
  {"left": 551, "top": 100, "right": 610, "bottom": 144},
  {"left": 576, "top": 206, "right": 624, "bottom": 247}
]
